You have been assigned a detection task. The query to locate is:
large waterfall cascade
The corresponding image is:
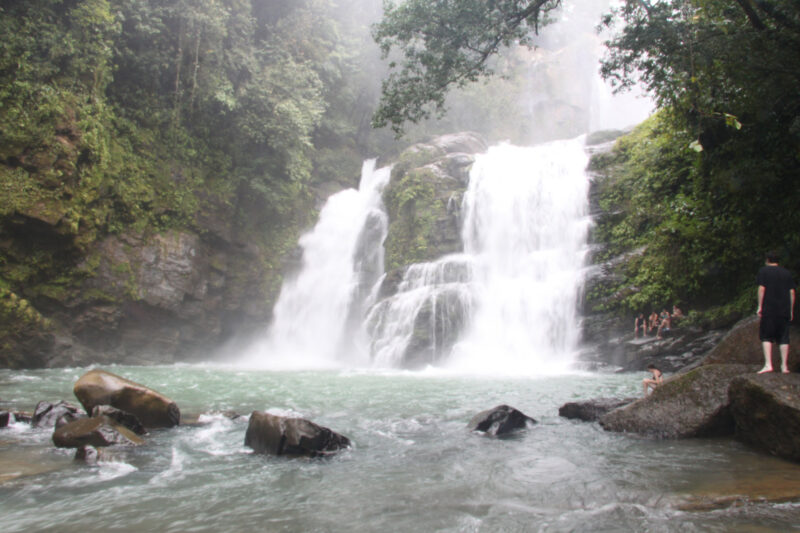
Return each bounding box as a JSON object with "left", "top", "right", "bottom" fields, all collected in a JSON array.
[
  {"left": 240, "top": 160, "right": 391, "bottom": 369},
  {"left": 450, "top": 139, "right": 591, "bottom": 373},
  {"left": 247, "top": 137, "right": 591, "bottom": 374}
]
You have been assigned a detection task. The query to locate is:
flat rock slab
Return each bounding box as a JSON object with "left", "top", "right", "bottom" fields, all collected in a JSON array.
[
  {"left": 600, "top": 364, "right": 752, "bottom": 439},
  {"left": 729, "top": 373, "right": 800, "bottom": 462},
  {"left": 52, "top": 415, "right": 145, "bottom": 448},
  {"left": 559, "top": 397, "right": 636, "bottom": 422}
]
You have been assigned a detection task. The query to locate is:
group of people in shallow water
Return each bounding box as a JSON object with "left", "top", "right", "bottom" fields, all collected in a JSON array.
[{"left": 634, "top": 305, "right": 683, "bottom": 340}]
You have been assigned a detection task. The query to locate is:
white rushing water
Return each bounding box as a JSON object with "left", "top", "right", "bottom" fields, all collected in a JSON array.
[
  {"left": 449, "top": 138, "right": 591, "bottom": 374},
  {"left": 245, "top": 138, "right": 591, "bottom": 373},
  {"left": 240, "top": 160, "right": 391, "bottom": 369}
]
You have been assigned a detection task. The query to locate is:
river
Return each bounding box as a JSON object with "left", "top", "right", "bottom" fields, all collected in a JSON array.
[{"left": 2, "top": 365, "right": 800, "bottom": 532}]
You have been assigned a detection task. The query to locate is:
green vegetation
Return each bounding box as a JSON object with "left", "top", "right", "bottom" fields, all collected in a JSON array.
[
  {"left": 382, "top": 166, "right": 438, "bottom": 271},
  {"left": 0, "top": 0, "right": 402, "bottom": 364},
  {"left": 372, "top": 0, "right": 562, "bottom": 135}
]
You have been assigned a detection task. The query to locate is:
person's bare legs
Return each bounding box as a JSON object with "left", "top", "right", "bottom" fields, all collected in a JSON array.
[
  {"left": 759, "top": 341, "right": 774, "bottom": 373},
  {"left": 779, "top": 343, "right": 790, "bottom": 373}
]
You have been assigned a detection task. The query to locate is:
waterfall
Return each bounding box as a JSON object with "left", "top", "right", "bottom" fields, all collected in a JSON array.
[
  {"left": 244, "top": 138, "right": 590, "bottom": 374},
  {"left": 449, "top": 138, "right": 591, "bottom": 374},
  {"left": 240, "top": 160, "right": 391, "bottom": 369},
  {"left": 365, "top": 137, "right": 591, "bottom": 374}
]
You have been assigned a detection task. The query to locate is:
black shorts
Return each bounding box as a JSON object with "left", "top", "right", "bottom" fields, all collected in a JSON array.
[{"left": 759, "top": 315, "right": 791, "bottom": 344}]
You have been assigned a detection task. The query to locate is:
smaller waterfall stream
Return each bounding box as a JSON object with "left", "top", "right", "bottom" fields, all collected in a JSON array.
[{"left": 240, "top": 160, "right": 391, "bottom": 369}]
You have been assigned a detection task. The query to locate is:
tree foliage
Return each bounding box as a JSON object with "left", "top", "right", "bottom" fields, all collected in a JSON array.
[
  {"left": 372, "top": 0, "right": 562, "bottom": 134},
  {"left": 593, "top": 0, "right": 800, "bottom": 320}
]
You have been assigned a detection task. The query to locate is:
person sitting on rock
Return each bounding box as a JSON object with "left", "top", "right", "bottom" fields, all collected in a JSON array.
[
  {"left": 634, "top": 313, "right": 647, "bottom": 338},
  {"left": 648, "top": 311, "right": 660, "bottom": 335},
  {"left": 672, "top": 305, "right": 684, "bottom": 323},
  {"left": 642, "top": 364, "right": 663, "bottom": 396},
  {"left": 656, "top": 309, "right": 671, "bottom": 339}
]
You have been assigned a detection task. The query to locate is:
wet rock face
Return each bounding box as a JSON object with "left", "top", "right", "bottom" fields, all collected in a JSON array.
[
  {"left": 52, "top": 416, "right": 144, "bottom": 448},
  {"left": 468, "top": 405, "right": 537, "bottom": 436},
  {"left": 244, "top": 411, "right": 351, "bottom": 458},
  {"left": 599, "top": 365, "right": 750, "bottom": 439},
  {"left": 729, "top": 374, "right": 800, "bottom": 462},
  {"left": 558, "top": 398, "right": 636, "bottom": 422},
  {"left": 73, "top": 369, "right": 180, "bottom": 429}
]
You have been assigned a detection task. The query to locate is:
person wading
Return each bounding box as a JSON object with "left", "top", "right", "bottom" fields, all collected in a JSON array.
[{"left": 757, "top": 251, "right": 796, "bottom": 373}]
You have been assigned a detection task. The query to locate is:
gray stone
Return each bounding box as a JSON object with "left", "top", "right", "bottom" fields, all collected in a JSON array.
[
  {"left": 729, "top": 374, "right": 800, "bottom": 462},
  {"left": 32, "top": 400, "right": 84, "bottom": 429},
  {"left": 559, "top": 397, "right": 636, "bottom": 422},
  {"left": 599, "top": 364, "right": 752, "bottom": 439}
]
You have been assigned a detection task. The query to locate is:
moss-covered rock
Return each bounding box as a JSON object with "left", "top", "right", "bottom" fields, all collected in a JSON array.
[
  {"left": 382, "top": 132, "right": 487, "bottom": 275},
  {"left": 599, "top": 364, "right": 750, "bottom": 439}
]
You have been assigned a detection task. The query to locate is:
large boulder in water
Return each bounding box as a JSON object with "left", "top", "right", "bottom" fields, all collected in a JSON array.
[
  {"left": 468, "top": 405, "right": 537, "bottom": 436},
  {"left": 52, "top": 415, "right": 145, "bottom": 448},
  {"left": 559, "top": 397, "right": 636, "bottom": 422},
  {"left": 599, "top": 365, "right": 751, "bottom": 438},
  {"left": 728, "top": 373, "right": 800, "bottom": 462},
  {"left": 698, "top": 315, "right": 800, "bottom": 371},
  {"left": 73, "top": 369, "right": 180, "bottom": 428},
  {"left": 244, "top": 412, "right": 351, "bottom": 458}
]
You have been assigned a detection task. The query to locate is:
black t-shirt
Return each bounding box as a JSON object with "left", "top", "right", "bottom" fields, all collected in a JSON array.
[{"left": 757, "top": 265, "right": 796, "bottom": 318}]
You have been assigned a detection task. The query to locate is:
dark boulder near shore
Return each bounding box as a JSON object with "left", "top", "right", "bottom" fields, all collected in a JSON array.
[
  {"left": 244, "top": 411, "right": 351, "bottom": 458},
  {"left": 468, "top": 405, "right": 537, "bottom": 436}
]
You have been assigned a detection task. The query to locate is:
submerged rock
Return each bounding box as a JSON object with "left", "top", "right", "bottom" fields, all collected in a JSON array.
[
  {"left": 729, "top": 373, "right": 800, "bottom": 462},
  {"left": 468, "top": 405, "right": 537, "bottom": 436},
  {"left": 244, "top": 412, "right": 351, "bottom": 458},
  {"left": 558, "top": 397, "right": 636, "bottom": 422},
  {"left": 73, "top": 369, "right": 180, "bottom": 428},
  {"left": 52, "top": 416, "right": 145, "bottom": 448},
  {"left": 599, "top": 365, "right": 750, "bottom": 439},
  {"left": 32, "top": 400, "right": 84, "bottom": 429},
  {"left": 74, "top": 445, "right": 101, "bottom": 464}
]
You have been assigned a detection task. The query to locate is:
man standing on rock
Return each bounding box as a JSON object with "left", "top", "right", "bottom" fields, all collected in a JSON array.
[{"left": 757, "top": 251, "right": 796, "bottom": 373}]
